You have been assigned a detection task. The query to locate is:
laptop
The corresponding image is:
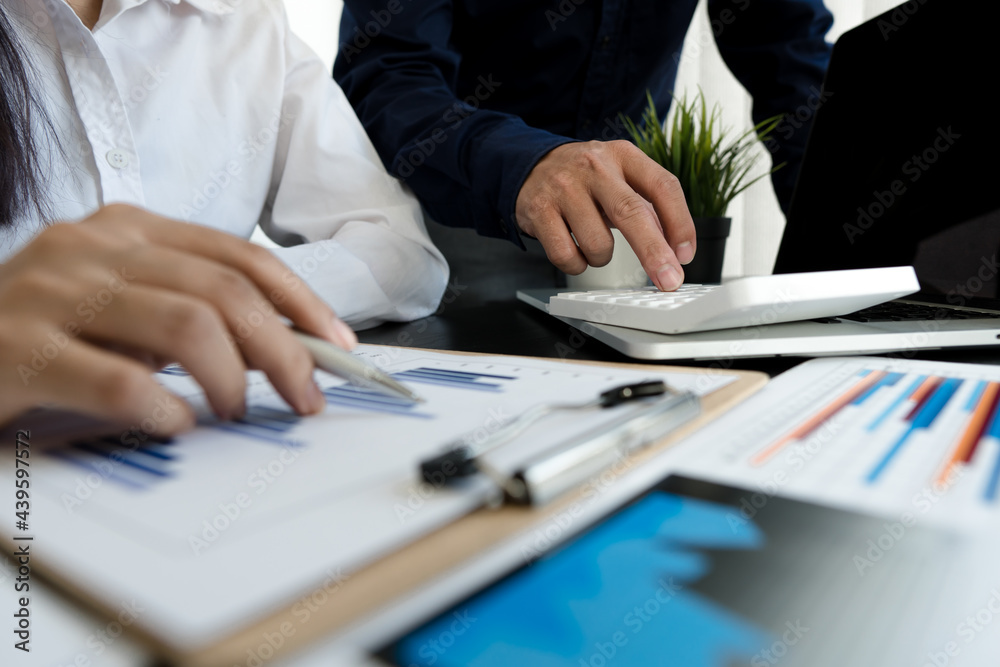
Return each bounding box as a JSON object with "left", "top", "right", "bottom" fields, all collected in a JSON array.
[{"left": 518, "top": 0, "right": 1000, "bottom": 361}]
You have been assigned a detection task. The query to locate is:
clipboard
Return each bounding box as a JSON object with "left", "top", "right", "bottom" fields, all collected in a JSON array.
[{"left": 0, "top": 348, "right": 767, "bottom": 666}]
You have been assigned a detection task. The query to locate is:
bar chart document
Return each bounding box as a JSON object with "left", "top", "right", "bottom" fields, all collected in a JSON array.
[
  {"left": 0, "top": 347, "right": 735, "bottom": 650},
  {"left": 671, "top": 356, "right": 1000, "bottom": 530},
  {"left": 667, "top": 356, "right": 1000, "bottom": 667}
]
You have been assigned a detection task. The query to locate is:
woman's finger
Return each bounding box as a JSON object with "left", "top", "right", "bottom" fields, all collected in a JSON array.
[
  {"left": 105, "top": 245, "right": 325, "bottom": 415},
  {"left": 69, "top": 283, "right": 251, "bottom": 420},
  {"left": 18, "top": 338, "right": 196, "bottom": 435},
  {"left": 82, "top": 206, "right": 356, "bottom": 348}
]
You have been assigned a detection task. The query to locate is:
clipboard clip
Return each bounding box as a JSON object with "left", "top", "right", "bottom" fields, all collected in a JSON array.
[{"left": 419, "top": 381, "right": 701, "bottom": 506}]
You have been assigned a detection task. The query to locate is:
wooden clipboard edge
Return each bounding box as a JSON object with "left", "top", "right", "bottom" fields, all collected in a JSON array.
[
  {"left": 173, "top": 348, "right": 768, "bottom": 666},
  {"left": 1, "top": 347, "right": 768, "bottom": 666}
]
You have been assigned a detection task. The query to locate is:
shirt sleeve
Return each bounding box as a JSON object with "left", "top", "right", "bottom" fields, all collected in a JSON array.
[
  {"left": 260, "top": 12, "right": 449, "bottom": 331},
  {"left": 333, "top": 0, "right": 572, "bottom": 248},
  {"left": 708, "top": 0, "right": 834, "bottom": 213}
]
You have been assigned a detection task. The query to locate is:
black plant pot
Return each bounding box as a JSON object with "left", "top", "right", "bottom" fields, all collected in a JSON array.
[{"left": 683, "top": 217, "right": 731, "bottom": 284}]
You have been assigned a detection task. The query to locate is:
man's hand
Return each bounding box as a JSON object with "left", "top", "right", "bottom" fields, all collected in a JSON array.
[
  {"left": 0, "top": 204, "right": 358, "bottom": 434},
  {"left": 514, "top": 140, "right": 696, "bottom": 291}
]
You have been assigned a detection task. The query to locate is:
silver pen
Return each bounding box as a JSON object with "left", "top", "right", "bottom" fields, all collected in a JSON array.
[
  {"left": 419, "top": 381, "right": 688, "bottom": 497},
  {"left": 292, "top": 330, "right": 424, "bottom": 403},
  {"left": 506, "top": 389, "right": 701, "bottom": 505}
]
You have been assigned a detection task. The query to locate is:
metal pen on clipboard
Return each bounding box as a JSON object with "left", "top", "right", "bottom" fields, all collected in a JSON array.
[
  {"left": 503, "top": 389, "right": 700, "bottom": 505},
  {"left": 419, "top": 381, "right": 701, "bottom": 506}
]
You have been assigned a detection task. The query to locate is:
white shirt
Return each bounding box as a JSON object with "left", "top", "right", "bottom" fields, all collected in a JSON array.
[{"left": 2, "top": 0, "right": 448, "bottom": 329}]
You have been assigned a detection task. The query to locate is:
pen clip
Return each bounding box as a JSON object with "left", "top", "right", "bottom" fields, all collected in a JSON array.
[{"left": 599, "top": 381, "right": 668, "bottom": 407}]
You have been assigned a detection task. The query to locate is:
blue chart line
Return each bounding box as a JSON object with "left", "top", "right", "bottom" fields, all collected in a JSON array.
[
  {"left": 51, "top": 407, "right": 305, "bottom": 491},
  {"left": 985, "top": 442, "right": 1000, "bottom": 502},
  {"left": 323, "top": 366, "right": 514, "bottom": 416},
  {"left": 867, "top": 375, "right": 928, "bottom": 432},
  {"left": 966, "top": 380, "right": 989, "bottom": 411},
  {"left": 852, "top": 372, "right": 905, "bottom": 406},
  {"left": 212, "top": 406, "right": 305, "bottom": 446},
  {"left": 981, "top": 402, "right": 1000, "bottom": 502},
  {"left": 866, "top": 378, "right": 964, "bottom": 483},
  {"left": 323, "top": 385, "right": 433, "bottom": 418},
  {"left": 391, "top": 367, "right": 515, "bottom": 392},
  {"left": 49, "top": 435, "right": 178, "bottom": 490}
]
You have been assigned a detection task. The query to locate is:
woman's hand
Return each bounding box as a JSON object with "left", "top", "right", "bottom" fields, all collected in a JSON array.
[{"left": 0, "top": 204, "right": 357, "bottom": 434}]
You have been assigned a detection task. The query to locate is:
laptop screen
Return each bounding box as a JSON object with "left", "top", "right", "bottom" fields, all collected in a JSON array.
[{"left": 773, "top": 0, "right": 1000, "bottom": 309}]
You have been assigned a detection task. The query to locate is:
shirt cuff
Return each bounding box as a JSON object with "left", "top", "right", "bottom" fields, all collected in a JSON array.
[
  {"left": 268, "top": 241, "right": 396, "bottom": 331},
  {"left": 473, "top": 122, "right": 577, "bottom": 248}
]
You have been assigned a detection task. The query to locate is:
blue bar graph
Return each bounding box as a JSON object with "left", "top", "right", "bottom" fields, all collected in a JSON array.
[
  {"left": 985, "top": 443, "right": 1000, "bottom": 502},
  {"left": 211, "top": 406, "right": 305, "bottom": 446},
  {"left": 323, "top": 385, "right": 433, "bottom": 418},
  {"left": 965, "top": 380, "right": 989, "bottom": 411},
  {"left": 391, "top": 367, "right": 515, "bottom": 392},
  {"left": 852, "top": 372, "right": 905, "bottom": 406},
  {"left": 73, "top": 441, "right": 174, "bottom": 477},
  {"left": 49, "top": 363, "right": 519, "bottom": 490},
  {"left": 981, "top": 398, "right": 1000, "bottom": 502},
  {"left": 49, "top": 435, "right": 178, "bottom": 490},
  {"left": 866, "top": 378, "right": 964, "bottom": 483},
  {"left": 867, "top": 375, "right": 928, "bottom": 432}
]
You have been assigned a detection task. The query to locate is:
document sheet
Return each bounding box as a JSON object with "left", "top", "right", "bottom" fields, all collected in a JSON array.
[
  {"left": 670, "top": 356, "right": 1000, "bottom": 533},
  {"left": 0, "top": 347, "right": 734, "bottom": 648}
]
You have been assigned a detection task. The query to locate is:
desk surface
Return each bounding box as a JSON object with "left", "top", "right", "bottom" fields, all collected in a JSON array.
[
  {"left": 358, "top": 297, "right": 1000, "bottom": 376},
  {"left": 19, "top": 298, "right": 1000, "bottom": 666}
]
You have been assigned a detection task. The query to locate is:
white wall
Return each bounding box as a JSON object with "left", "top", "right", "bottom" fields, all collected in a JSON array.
[
  {"left": 284, "top": 0, "right": 342, "bottom": 71},
  {"left": 281, "top": 0, "right": 899, "bottom": 277}
]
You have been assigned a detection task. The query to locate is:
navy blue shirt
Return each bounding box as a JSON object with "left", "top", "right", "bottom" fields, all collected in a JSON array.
[{"left": 335, "top": 0, "right": 833, "bottom": 247}]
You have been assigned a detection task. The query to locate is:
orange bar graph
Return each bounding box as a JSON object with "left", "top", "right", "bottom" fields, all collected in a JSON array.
[
  {"left": 904, "top": 376, "right": 943, "bottom": 420},
  {"left": 935, "top": 382, "right": 1000, "bottom": 485},
  {"left": 750, "top": 371, "right": 886, "bottom": 467},
  {"left": 908, "top": 375, "right": 941, "bottom": 404}
]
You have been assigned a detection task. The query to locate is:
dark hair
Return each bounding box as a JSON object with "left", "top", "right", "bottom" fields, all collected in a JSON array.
[{"left": 0, "top": 4, "right": 47, "bottom": 229}]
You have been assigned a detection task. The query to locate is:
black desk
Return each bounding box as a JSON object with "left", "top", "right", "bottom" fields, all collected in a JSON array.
[{"left": 359, "top": 298, "right": 1000, "bottom": 376}]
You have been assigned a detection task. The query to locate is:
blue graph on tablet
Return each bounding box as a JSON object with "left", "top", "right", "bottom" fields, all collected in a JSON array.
[{"left": 389, "top": 492, "right": 771, "bottom": 666}]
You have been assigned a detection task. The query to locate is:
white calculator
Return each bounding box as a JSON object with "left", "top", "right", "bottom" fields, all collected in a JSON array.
[{"left": 547, "top": 267, "right": 920, "bottom": 335}]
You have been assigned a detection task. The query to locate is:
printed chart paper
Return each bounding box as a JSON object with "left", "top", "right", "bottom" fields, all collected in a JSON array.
[{"left": 0, "top": 347, "right": 734, "bottom": 648}]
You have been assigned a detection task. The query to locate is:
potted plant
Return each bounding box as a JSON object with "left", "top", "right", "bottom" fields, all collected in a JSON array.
[{"left": 622, "top": 90, "right": 784, "bottom": 283}]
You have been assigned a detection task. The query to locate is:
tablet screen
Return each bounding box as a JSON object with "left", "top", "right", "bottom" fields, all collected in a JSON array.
[{"left": 377, "top": 475, "right": 960, "bottom": 667}]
